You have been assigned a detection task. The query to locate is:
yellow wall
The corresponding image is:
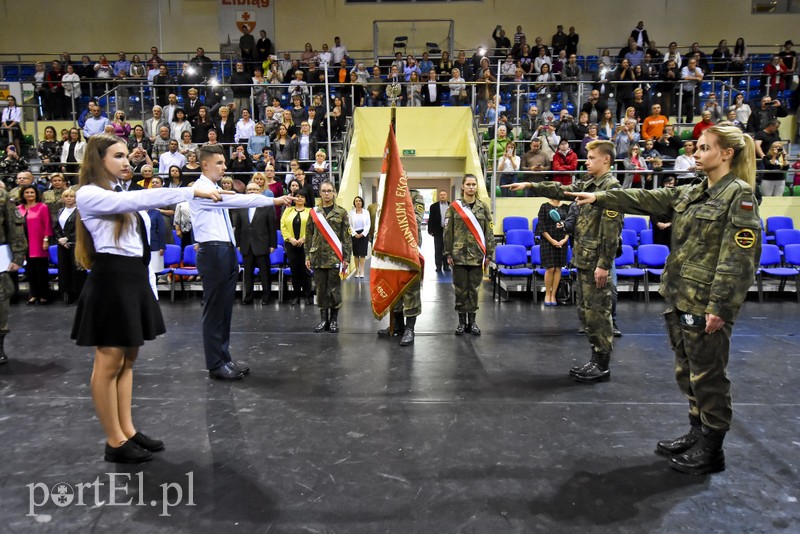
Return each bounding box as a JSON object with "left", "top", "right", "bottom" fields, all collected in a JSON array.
[
  {"left": 2, "top": 1, "right": 799, "bottom": 58},
  {"left": 339, "top": 107, "right": 485, "bottom": 207}
]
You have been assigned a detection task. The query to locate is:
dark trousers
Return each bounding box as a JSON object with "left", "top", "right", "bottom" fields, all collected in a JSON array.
[
  {"left": 286, "top": 244, "right": 311, "bottom": 298},
  {"left": 196, "top": 242, "right": 238, "bottom": 370},
  {"left": 57, "top": 246, "right": 86, "bottom": 302},
  {"left": 26, "top": 257, "right": 50, "bottom": 299},
  {"left": 431, "top": 230, "right": 445, "bottom": 270},
  {"left": 241, "top": 251, "right": 270, "bottom": 301}
]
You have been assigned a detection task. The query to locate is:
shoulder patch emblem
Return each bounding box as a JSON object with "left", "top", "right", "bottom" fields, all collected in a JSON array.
[
  {"left": 604, "top": 209, "right": 619, "bottom": 218},
  {"left": 734, "top": 228, "right": 756, "bottom": 249}
]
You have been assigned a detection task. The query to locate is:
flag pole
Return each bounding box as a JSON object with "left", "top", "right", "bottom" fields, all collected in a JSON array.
[{"left": 389, "top": 100, "right": 397, "bottom": 335}]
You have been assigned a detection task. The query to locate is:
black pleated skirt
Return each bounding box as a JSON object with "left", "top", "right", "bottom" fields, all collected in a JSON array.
[{"left": 71, "top": 254, "right": 165, "bottom": 347}]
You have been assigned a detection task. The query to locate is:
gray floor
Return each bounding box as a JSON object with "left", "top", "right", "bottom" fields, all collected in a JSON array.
[{"left": 1, "top": 263, "right": 798, "bottom": 533}]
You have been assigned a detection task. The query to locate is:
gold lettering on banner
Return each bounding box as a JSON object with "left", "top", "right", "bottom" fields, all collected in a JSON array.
[
  {"left": 395, "top": 174, "right": 407, "bottom": 197},
  {"left": 396, "top": 203, "right": 416, "bottom": 247}
]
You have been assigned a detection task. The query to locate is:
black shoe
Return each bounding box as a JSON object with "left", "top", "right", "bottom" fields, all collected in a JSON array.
[
  {"left": 455, "top": 313, "right": 467, "bottom": 336},
  {"left": 0, "top": 334, "right": 6, "bottom": 364},
  {"left": 577, "top": 326, "right": 586, "bottom": 335},
  {"left": 292, "top": 297, "right": 301, "bottom": 304},
  {"left": 329, "top": 309, "right": 339, "bottom": 333},
  {"left": 304, "top": 296, "right": 315, "bottom": 305},
  {"left": 242, "top": 297, "right": 254, "bottom": 304},
  {"left": 230, "top": 361, "right": 250, "bottom": 375},
  {"left": 378, "top": 311, "right": 405, "bottom": 337},
  {"left": 130, "top": 431, "right": 165, "bottom": 452},
  {"left": 443, "top": 266, "right": 451, "bottom": 272},
  {"left": 209, "top": 363, "right": 244, "bottom": 381},
  {"left": 669, "top": 426, "right": 726, "bottom": 475},
  {"left": 0, "top": 353, "right": 7, "bottom": 365},
  {"left": 104, "top": 440, "right": 153, "bottom": 463},
  {"left": 261, "top": 298, "right": 270, "bottom": 305},
  {"left": 315, "top": 309, "right": 330, "bottom": 332},
  {"left": 613, "top": 322, "right": 622, "bottom": 337},
  {"left": 656, "top": 416, "right": 702, "bottom": 457},
  {"left": 467, "top": 313, "right": 481, "bottom": 336},
  {"left": 399, "top": 328, "right": 415, "bottom": 345},
  {"left": 435, "top": 267, "right": 442, "bottom": 273},
  {"left": 569, "top": 358, "right": 595, "bottom": 377},
  {"left": 573, "top": 353, "right": 611, "bottom": 383}
]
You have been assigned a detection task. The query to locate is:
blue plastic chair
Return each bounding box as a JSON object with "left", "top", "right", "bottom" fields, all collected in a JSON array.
[
  {"left": 639, "top": 229, "right": 654, "bottom": 245},
  {"left": 766, "top": 216, "right": 794, "bottom": 235},
  {"left": 623, "top": 216, "right": 648, "bottom": 235},
  {"left": 637, "top": 244, "right": 670, "bottom": 300},
  {"left": 775, "top": 229, "right": 800, "bottom": 249},
  {"left": 171, "top": 245, "right": 199, "bottom": 301},
  {"left": 505, "top": 229, "right": 536, "bottom": 260},
  {"left": 757, "top": 244, "right": 799, "bottom": 302},
  {"left": 493, "top": 244, "right": 534, "bottom": 300},
  {"left": 615, "top": 245, "right": 646, "bottom": 301},
  {"left": 621, "top": 229, "right": 638, "bottom": 249},
  {"left": 502, "top": 216, "right": 529, "bottom": 237}
]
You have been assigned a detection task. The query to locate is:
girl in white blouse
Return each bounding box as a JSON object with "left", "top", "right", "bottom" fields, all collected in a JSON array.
[{"left": 72, "top": 134, "right": 222, "bottom": 464}]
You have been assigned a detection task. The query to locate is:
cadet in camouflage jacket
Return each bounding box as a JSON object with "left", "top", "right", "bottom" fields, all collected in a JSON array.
[
  {"left": 524, "top": 170, "right": 623, "bottom": 379},
  {"left": 0, "top": 188, "right": 27, "bottom": 363}
]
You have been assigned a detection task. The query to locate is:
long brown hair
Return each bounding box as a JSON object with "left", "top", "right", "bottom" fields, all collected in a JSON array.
[{"left": 75, "top": 134, "right": 133, "bottom": 269}]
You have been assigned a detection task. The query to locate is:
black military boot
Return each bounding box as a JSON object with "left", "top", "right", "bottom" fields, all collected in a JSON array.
[
  {"left": 314, "top": 309, "right": 329, "bottom": 332},
  {"left": 669, "top": 425, "right": 726, "bottom": 475},
  {"left": 329, "top": 309, "right": 340, "bottom": 333},
  {"left": 613, "top": 321, "right": 622, "bottom": 337},
  {"left": 455, "top": 313, "right": 467, "bottom": 335},
  {"left": 0, "top": 334, "right": 7, "bottom": 364},
  {"left": 399, "top": 316, "right": 415, "bottom": 346},
  {"left": 378, "top": 311, "right": 404, "bottom": 337},
  {"left": 569, "top": 352, "right": 596, "bottom": 377},
  {"left": 655, "top": 415, "right": 702, "bottom": 457},
  {"left": 573, "top": 352, "right": 611, "bottom": 383},
  {"left": 467, "top": 312, "right": 481, "bottom": 336}
]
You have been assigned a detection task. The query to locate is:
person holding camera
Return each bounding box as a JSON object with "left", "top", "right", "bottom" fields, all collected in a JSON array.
[
  {"left": 761, "top": 141, "right": 789, "bottom": 197},
  {"left": 498, "top": 142, "right": 520, "bottom": 195}
]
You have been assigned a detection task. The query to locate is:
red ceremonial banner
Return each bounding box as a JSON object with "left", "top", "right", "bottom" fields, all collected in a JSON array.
[{"left": 370, "top": 124, "right": 422, "bottom": 318}]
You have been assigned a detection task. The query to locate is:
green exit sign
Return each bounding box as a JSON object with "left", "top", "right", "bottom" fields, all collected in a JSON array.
[{"left": 402, "top": 149, "right": 416, "bottom": 156}]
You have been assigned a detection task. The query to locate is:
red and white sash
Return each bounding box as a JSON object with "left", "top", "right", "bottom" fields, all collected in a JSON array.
[
  {"left": 452, "top": 200, "right": 486, "bottom": 256},
  {"left": 309, "top": 206, "right": 347, "bottom": 276}
]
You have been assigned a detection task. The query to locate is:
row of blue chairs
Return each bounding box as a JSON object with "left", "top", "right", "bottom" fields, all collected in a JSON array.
[
  {"left": 493, "top": 243, "right": 671, "bottom": 303},
  {"left": 758, "top": 244, "right": 800, "bottom": 302},
  {"left": 163, "top": 243, "right": 295, "bottom": 302}
]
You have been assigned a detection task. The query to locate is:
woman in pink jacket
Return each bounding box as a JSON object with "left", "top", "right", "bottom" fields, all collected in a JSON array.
[{"left": 18, "top": 184, "right": 54, "bottom": 304}]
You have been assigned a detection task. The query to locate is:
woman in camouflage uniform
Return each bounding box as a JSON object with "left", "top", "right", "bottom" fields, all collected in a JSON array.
[{"left": 567, "top": 123, "right": 761, "bottom": 475}]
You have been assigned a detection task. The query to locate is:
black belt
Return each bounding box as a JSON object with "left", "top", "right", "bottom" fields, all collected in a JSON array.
[{"left": 198, "top": 241, "right": 233, "bottom": 247}]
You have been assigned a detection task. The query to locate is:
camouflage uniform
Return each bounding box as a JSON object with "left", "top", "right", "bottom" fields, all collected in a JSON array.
[
  {"left": 305, "top": 204, "right": 351, "bottom": 311},
  {"left": 396, "top": 189, "right": 425, "bottom": 318},
  {"left": 0, "top": 189, "right": 27, "bottom": 362},
  {"left": 594, "top": 172, "right": 761, "bottom": 432},
  {"left": 529, "top": 173, "right": 623, "bottom": 368},
  {"left": 43, "top": 188, "right": 65, "bottom": 224},
  {"left": 443, "top": 198, "right": 495, "bottom": 314}
]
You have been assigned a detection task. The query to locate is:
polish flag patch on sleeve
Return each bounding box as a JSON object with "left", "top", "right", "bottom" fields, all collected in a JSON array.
[{"left": 740, "top": 200, "right": 753, "bottom": 211}]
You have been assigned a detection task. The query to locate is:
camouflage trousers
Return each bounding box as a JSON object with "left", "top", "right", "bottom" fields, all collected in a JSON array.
[
  {"left": 392, "top": 277, "right": 421, "bottom": 317},
  {"left": 664, "top": 308, "right": 733, "bottom": 431},
  {"left": 0, "top": 273, "right": 12, "bottom": 335},
  {"left": 313, "top": 268, "right": 342, "bottom": 310},
  {"left": 575, "top": 268, "right": 613, "bottom": 356},
  {"left": 452, "top": 265, "right": 483, "bottom": 313}
]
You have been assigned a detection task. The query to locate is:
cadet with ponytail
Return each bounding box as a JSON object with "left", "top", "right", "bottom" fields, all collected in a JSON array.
[{"left": 563, "top": 122, "right": 761, "bottom": 475}]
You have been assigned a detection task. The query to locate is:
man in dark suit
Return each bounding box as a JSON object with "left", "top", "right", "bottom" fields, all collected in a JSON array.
[
  {"left": 184, "top": 87, "right": 202, "bottom": 123},
  {"left": 426, "top": 189, "right": 450, "bottom": 272},
  {"left": 231, "top": 181, "right": 278, "bottom": 304},
  {"left": 119, "top": 168, "right": 143, "bottom": 191},
  {"left": 421, "top": 70, "right": 443, "bottom": 107}
]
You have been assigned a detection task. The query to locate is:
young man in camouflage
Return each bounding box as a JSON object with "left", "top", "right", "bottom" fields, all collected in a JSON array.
[
  {"left": 505, "top": 140, "right": 623, "bottom": 383},
  {"left": 444, "top": 174, "right": 495, "bottom": 336},
  {"left": 305, "top": 181, "right": 351, "bottom": 333},
  {"left": 0, "top": 187, "right": 26, "bottom": 363},
  {"left": 377, "top": 188, "right": 425, "bottom": 346},
  {"left": 566, "top": 124, "right": 761, "bottom": 475}
]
